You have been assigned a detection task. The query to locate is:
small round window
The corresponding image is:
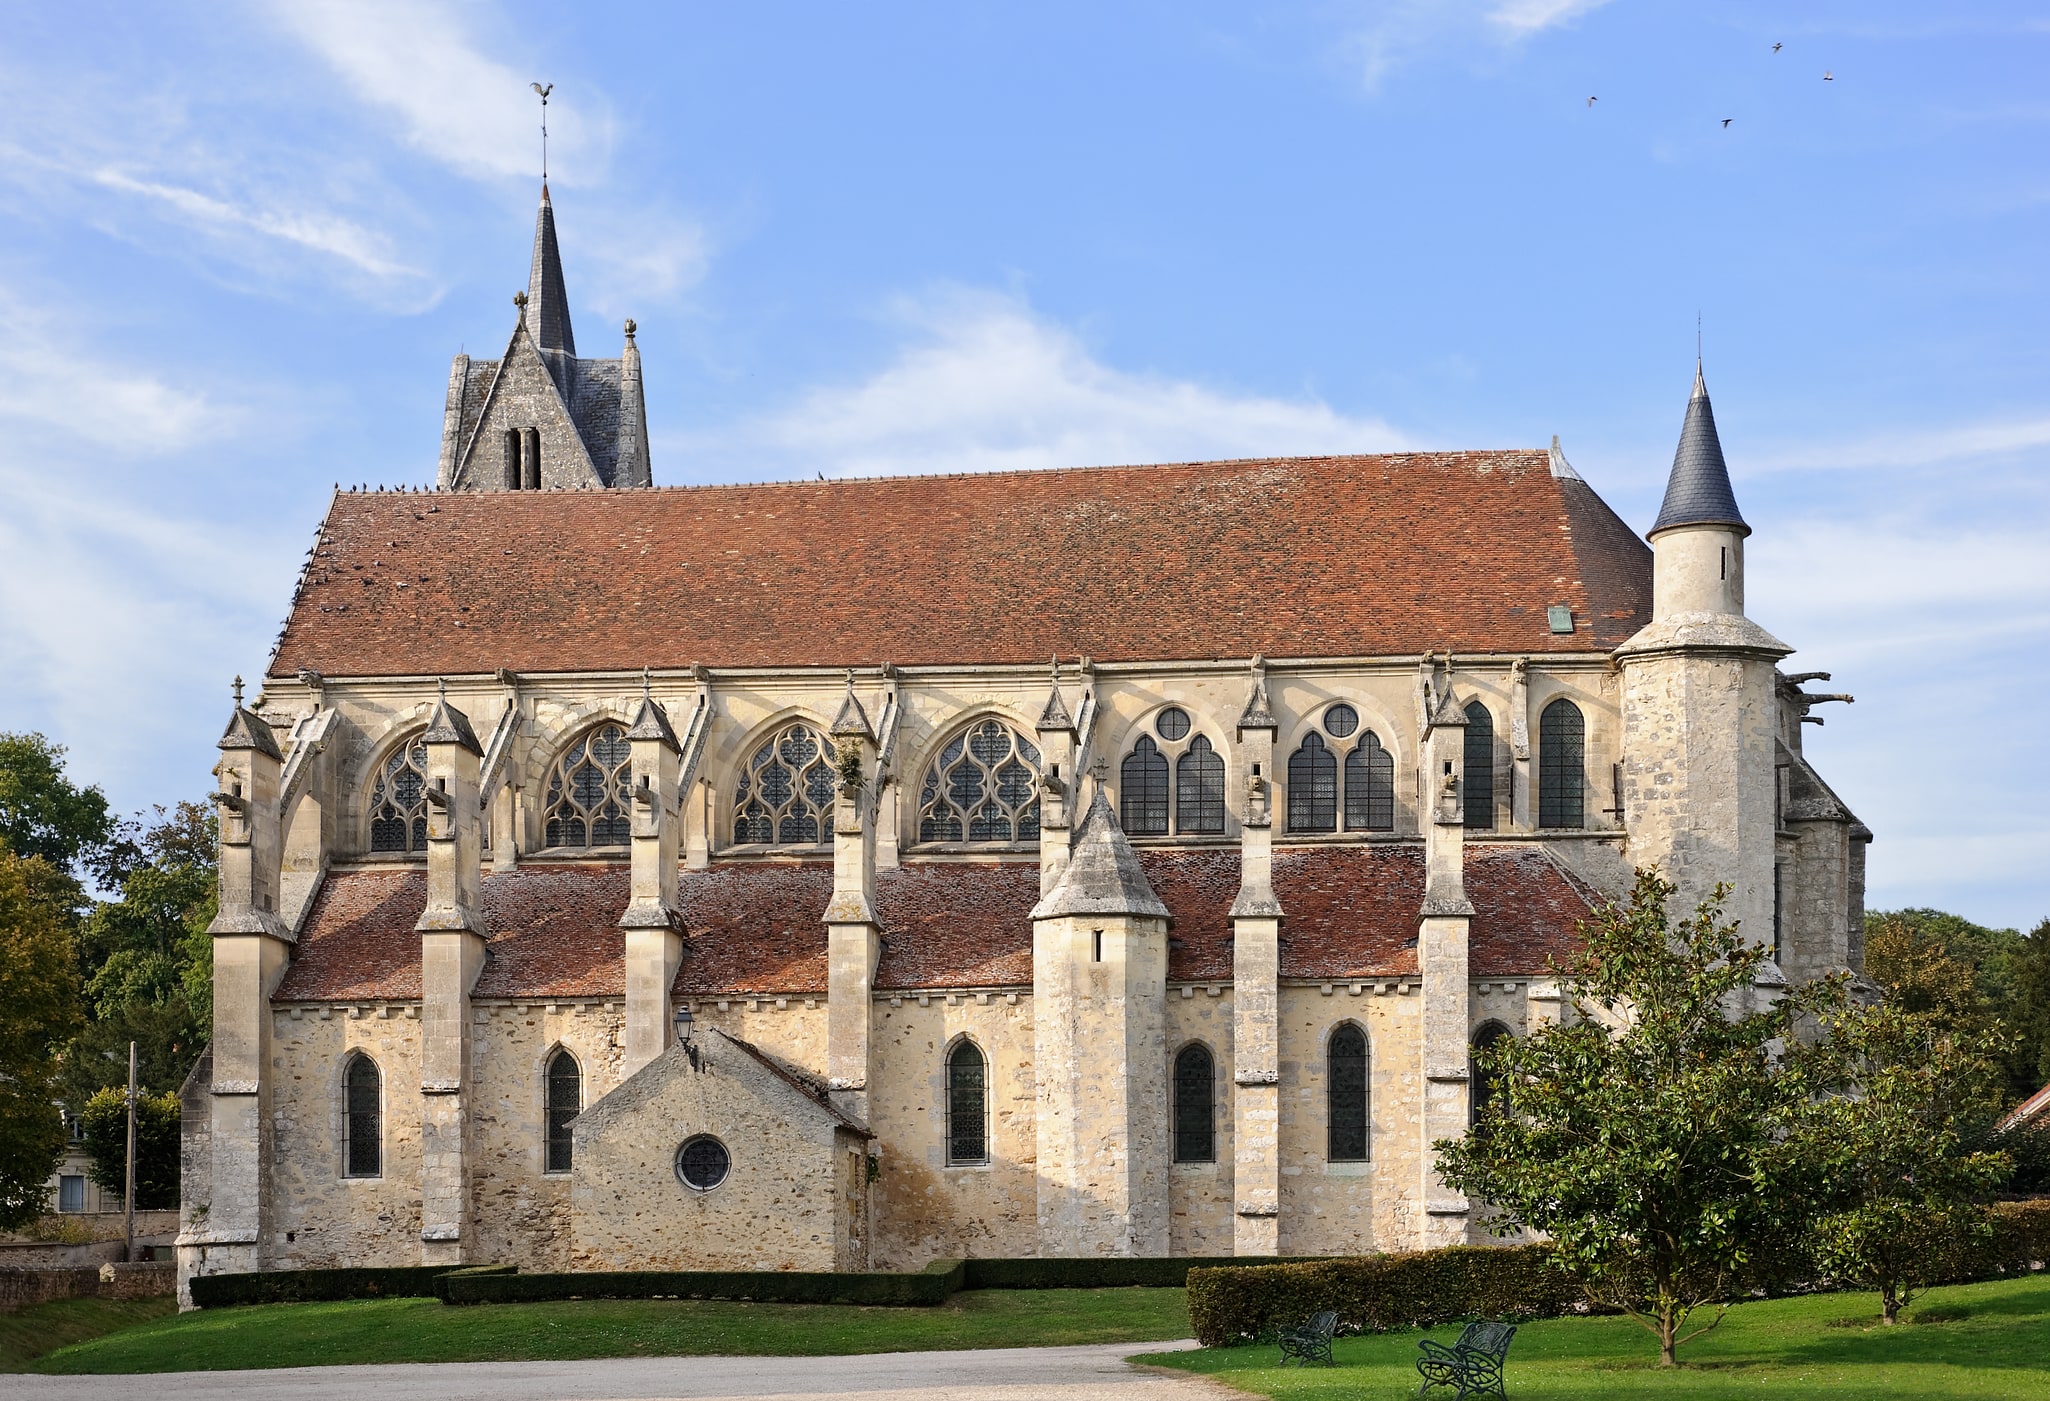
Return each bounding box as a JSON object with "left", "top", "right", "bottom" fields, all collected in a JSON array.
[
  {"left": 1156, "top": 707, "right": 1192, "bottom": 742},
  {"left": 675, "top": 1135, "right": 731, "bottom": 1192},
  {"left": 1324, "top": 703, "right": 1359, "bottom": 739}
]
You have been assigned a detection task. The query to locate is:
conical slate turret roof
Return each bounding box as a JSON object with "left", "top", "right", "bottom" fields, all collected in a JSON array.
[
  {"left": 525, "top": 184, "right": 576, "bottom": 356},
  {"left": 1650, "top": 362, "right": 1747, "bottom": 538},
  {"left": 1029, "top": 783, "right": 1171, "bottom": 922},
  {"left": 422, "top": 682, "right": 483, "bottom": 755}
]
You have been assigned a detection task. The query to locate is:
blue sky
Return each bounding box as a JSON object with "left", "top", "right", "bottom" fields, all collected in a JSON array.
[{"left": 0, "top": 1, "right": 2044, "bottom": 927}]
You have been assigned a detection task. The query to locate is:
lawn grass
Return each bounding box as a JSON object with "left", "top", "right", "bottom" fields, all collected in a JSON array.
[
  {"left": 0, "top": 1295, "right": 178, "bottom": 1370},
  {"left": 29, "top": 1285, "right": 1192, "bottom": 1374},
  {"left": 1138, "top": 1273, "right": 2050, "bottom": 1399}
]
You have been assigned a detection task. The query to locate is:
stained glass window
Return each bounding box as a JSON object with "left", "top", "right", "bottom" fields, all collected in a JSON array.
[
  {"left": 1176, "top": 735, "right": 1226, "bottom": 835},
  {"left": 946, "top": 1041, "right": 988, "bottom": 1165},
  {"left": 1288, "top": 732, "right": 1338, "bottom": 833},
  {"left": 1120, "top": 735, "right": 1169, "bottom": 836},
  {"left": 1324, "top": 703, "right": 1359, "bottom": 738},
  {"left": 1538, "top": 699, "right": 1585, "bottom": 829},
  {"left": 1464, "top": 701, "right": 1496, "bottom": 830},
  {"left": 1173, "top": 1043, "right": 1215, "bottom": 1163},
  {"left": 543, "top": 724, "right": 633, "bottom": 849},
  {"left": 1472, "top": 1021, "right": 1511, "bottom": 1132},
  {"left": 368, "top": 739, "right": 429, "bottom": 854},
  {"left": 1327, "top": 1024, "right": 1369, "bottom": 1161},
  {"left": 1343, "top": 732, "right": 1395, "bottom": 832},
  {"left": 675, "top": 1135, "right": 730, "bottom": 1191},
  {"left": 344, "top": 1054, "right": 381, "bottom": 1178},
  {"left": 1156, "top": 706, "right": 1192, "bottom": 742},
  {"left": 733, "top": 722, "right": 838, "bottom": 845},
  {"left": 917, "top": 720, "right": 1041, "bottom": 844},
  {"left": 545, "top": 1049, "right": 580, "bottom": 1173}
]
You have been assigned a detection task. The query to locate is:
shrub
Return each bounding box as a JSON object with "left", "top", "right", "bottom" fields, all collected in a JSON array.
[
  {"left": 1186, "top": 1245, "right": 1577, "bottom": 1347},
  {"left": 191, "top": 1265, "right": 464, "bottom": 1308},
  {"left": 443, "top": 1258, "right": 964, "bottom": 1307},
  {"left": 961, "top": 1257, "right": 1245, "bottom": 1290}
]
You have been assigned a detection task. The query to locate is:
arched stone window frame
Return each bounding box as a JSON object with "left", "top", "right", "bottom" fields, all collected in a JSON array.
[
  {"left": 943, "top": 1035, "right": 991, "bottom": 1166},
  {"left": 543, "top": 1045, "right": 582, "bottom": 1174},
  {"left": 1171, "top": 1040, "right": 1217, "bottom": 1164},
  {"left": 1282, "top": 699, "right": 1404, "bottom": 836},
  {"left": 341, "top": 1051, "right": 382, "bottom": 1180},
  {"left": 1463, "top": 700, "right": 1497, "bottom": 830},
  {"left": 911, "top": 713, "right": 1043, "bottom": 850},
  {"left": 1113, "top": 705, "right": 1229, "bottom": 839},
  {"left": 727, "top": 713, "right": 840, "bottom": 849},
  {"left": 539, "top": 720, "right": 635, "bottom": 851},
  {"left": 1471, "top": 1020, "right": 1513, "bottom": 1131},
  {"left": 1324, "top": 1021, "right": 1371, "bottom": 1163},
  {"left": 361, "top": 724, "right": 433, "bottom": 859},
  {"left": 1538, "top": 697, "right": 1587, "bottom": 830}
]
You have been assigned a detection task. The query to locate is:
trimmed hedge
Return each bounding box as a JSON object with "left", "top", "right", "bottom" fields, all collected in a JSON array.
[
  {"left": 192, "top": 1265, "right": 462, "bottom": 1308},
  {"left": 442, "top": 1258, "right": 964, "bottom": 1307},
  {"left": 962, "top": 1256, "right": 1249, "bottom": 1290}
]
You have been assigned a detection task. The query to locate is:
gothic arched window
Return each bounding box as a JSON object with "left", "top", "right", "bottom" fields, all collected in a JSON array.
[
  {"left": 543, "top": 724, "right": 632, "bottom": 849},
  {"left": 1472, "top": 1021, "right": 1511, "bottom": 1131},
  {"left": 917, "top": 720, "right": 1041, "bottom": 845},
  {"left": 1288, "top": 732, "right": 1338, "bottom": 833},
  {"left": 1176, "top": 735, "right": 1226, "bottom": 835},
  {"left": 1464, "top": 701, "right": 1496, "bottom": 830},
  {"left": 1538, "top": 698, "right": 1586, "bottom": 829},
  {"left": 1173, "top": 1043, "right": 1216, "bottom": 1163},
  {"left": 1343, "top": 732, "right": 1395, "bottom": 832},
  {"left": 343, "top": 1053, "right": 381, "bottom": 1178},
  {"left": 733, "top": 721, "right": 837, "bottom": 845},
  {"left": 545, "top": 1048, "right": 581, "bottom": 1173},
  {"left": 1327, "top": 1024, "right": 1370, "bottom": 1162},
  {"left": 368, "top": 737, "right": 429, "bottom": 854},
  {"left": 946, "top": 1040, "right": 988, "bottom": 1165},
  {"left": 1120, "top": 735, "right": 1170, "bottom": 836}
]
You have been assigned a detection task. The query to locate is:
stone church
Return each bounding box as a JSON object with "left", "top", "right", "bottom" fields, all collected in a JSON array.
[{"left": 176, "top": 188, "right": 1870, "bottom": 1298}]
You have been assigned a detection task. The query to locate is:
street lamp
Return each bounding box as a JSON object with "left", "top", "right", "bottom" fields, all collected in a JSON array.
[{"left": 673, "top": 1002, "right": 693, "bottom": 1045}]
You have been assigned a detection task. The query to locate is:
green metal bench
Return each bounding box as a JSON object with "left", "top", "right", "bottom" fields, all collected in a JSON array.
[
  {"left": 1416, "top": 1318, "right": 1516, "bottom": 1399},
  {"left": 1277, "top": 1309, "right": 1338, "bottom": 1366}
]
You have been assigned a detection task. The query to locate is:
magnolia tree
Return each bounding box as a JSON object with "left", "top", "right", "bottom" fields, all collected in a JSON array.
[{"left": 1437, "top": 871, "right": 1843, "bottom": 1366}]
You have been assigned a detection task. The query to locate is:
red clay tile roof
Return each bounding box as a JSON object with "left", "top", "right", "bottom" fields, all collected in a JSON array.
[
  {"left": 275, "top": 845, "right": 1592, "bottom": 1001},
  {"left": 269, "top": 454, "right": 1651, "bottom": 679}
]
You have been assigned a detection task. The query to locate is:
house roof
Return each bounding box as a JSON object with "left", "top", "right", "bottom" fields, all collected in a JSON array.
[
  {"left": 271, "top": 844, "right": 1595, "bottom": 1002},
  {"left": 269, "top": 451, "right": 1651, "bottom": 680}
]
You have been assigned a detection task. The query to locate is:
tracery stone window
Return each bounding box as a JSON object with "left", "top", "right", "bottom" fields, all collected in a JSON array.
[
  {"left": 1463, "top": 701, "right": 1496, "bottom": 830},
  {"left": 946, "top": 1040, "right": 988, "bottom": 1165},
  {"left": 343, "top": 1053, "right": 381, "bottom": 1178},
  {"left": 675, "top": 1135, "right": 730, "bottom": 1191},
  {"left": 733, "top": 721, "right": 837, "bottom": 845},
  {"left": 545, "top": 1049, "right": 580, "bottom": 1173},
  {"left": 1120, "top": 736, "right": 1170, "bottom": 836},
  {"left": 1120, "top": 709, "right": 1225, "bottom": 837},
  {"left": 543, "top": 723, "right": 632, "bottom": 849},
  {"left": 1291, "top": 705, "right": 1395, "bottom": 834},
  {"left": 1471, "top": 1021, "right": 1511, "bottom": 1132},
  {"left": 1326, "top": 1024, "right": 1369, "bottom": 1162},
  {"left": 917, "top": 720, "right": 1041, "bottom": 845},
  {"left": 1172, "top": 1043, "right": 1216, "bottom": 1164},
  {"left": 1342, "top": 733, "right": 1395, "bottom": 832},
  {"left": 368, "top": 737, "right": 429, "bottom": 854},
  {"left": 1288, "top": 732, "right": 1339, "bottom": 832},
  {"left": 1175, "top": 736, "right": 1226, "bottom": 835},
  {"left": 1538, "top": 698, "right": 1585, "bottom": 829}
]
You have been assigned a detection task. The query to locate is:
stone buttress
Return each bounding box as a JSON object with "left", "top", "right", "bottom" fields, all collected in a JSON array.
[
  {"left": 620, "top": 682, "right": 684, "bottom": 1074},
  {"left": 825, "top": 677, "right": 882, "bottom": 1124},
  {"left": 1418, "top": 671, "right": 1473, "bottom": 1248},
  {"left": 1229, "top": 657, "right": 1283, "bottom": 1255}
]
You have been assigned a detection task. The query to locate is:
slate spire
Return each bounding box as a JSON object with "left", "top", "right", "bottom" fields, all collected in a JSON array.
[
  {"left": 525, "top": 184, "right": 576, "bottom": 356},
  {"left": 1650, "top": 361, "right": 1748, "bottom": 538}
]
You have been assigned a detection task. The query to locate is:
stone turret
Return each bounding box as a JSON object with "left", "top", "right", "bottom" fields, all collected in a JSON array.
[
  {"left": 621, "top": 678, "right": 684, "bottom": 1074},
  {"left": 1618, "top": 364, "right": 1790, "bottom": 950},
  {"left": 1030, "top": 782, "right": 1171, "bottom": 1257},
  {"left": 1230, "top": 655, "right": 1283, "bottom": 1254}
]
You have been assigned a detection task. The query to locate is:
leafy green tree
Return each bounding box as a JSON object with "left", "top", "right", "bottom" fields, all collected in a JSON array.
[
  {"left": 0, "top": 849, "right": 83, "bottom": 1229},
  {"left": 2007, "top": 918, "right": 2050, "bottom": 1098},
  {"left": 1796, "top": 1002, "right": 2011, "bottom": 1323},
  {"left": 78, "top": 1087, "right": 181, "bottom": 1210},
  {"left": 1437, "top": 871, "right": 1844, "bottom": 1367}
]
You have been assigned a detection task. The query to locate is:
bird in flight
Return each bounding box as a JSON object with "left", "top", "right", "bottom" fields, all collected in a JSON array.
[
  {"left": 1587, "top": 95, "right": 1597, "bottom": 106},
  {"left": 1722, "top": 118, "right": 1733, "bottom": 127},
  {"left": 1773, "top": 42, "right": 1783, "bottom": 53},
  {"left": 1824, "top": 70, "right": 1834, "bottom": 81}
]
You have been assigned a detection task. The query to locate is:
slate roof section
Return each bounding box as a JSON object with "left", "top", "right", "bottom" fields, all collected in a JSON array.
[
  {"left": 525, "top": 185, "right": 575, "bottom": 356},
  {"left": 275, "top": 845, "right": 1595, "bottom": 1002},
  {"left": 1650, "top": 363, "right": 1748, "bottom": 538},
  {"left": 271, "top": 452, "right": 1653, "bottom": 680}
]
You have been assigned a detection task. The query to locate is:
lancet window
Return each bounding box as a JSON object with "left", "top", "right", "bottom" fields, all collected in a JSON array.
[
  {"left": 917, "top": 720, "right": 1041, "bottom": 845},
  {"left": 1289, "top": 705, "right": 1394, "bottom": 834},
  {"left": 545, "top": 1049, "right": 581, "bottom": 1173},
  {"left": 367, "top": 737, "right": 429, "bottom": 854},
  {"left": 1172, "top": 1043, "right": 1216, "bottom": 1163},
  {"left": 542, "top": 724, "right": 633, "bottom": 849},
  {"left": 343, "top": 1053, "right": 381, "bottom": 1178},
  {"left": 1119, "top": 708, "right": 1225, "bottom": 837},
  {"left": 733, "top": 721, "right": 837, "bottom": 846},
  {"left": 1471, "top": 1021, "right": 1511, "bottom": 1131},
  {"left": 1327, "top": 1024, "right": 1370, "bottom": 1162},
  {"left": 946, "top": 1040, "right": 988, "bottom": 1165},
  {"left": 1538, "top": 698, "right": 1586, "bottom": 829},
  {"left": 1464, "top": 701, "right": 1496, "bottom": 830}
]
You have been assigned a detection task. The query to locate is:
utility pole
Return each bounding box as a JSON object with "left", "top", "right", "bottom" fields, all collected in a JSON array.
[{"left": 124, "top": 1040, "right": 137, "bottom": 1264}]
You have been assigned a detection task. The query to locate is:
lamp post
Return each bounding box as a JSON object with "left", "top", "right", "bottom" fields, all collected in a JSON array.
[
  {"left": 673, "top": 1003, "right": 693, "bottom": 1045},
  {"left": 123, "top": 1040, "right": 136, "bottom": 1264}
]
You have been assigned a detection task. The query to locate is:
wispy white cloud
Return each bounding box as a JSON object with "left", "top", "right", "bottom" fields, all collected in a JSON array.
[
  {"left": 1487, "top": 0, "right": 1616, "bottom": 35},
  {"left": 260, "top": 0, "right": 610, "bottom": 184},
  {"left": 1340, "top": 0, "right": 1618, "bottom": 90},
  {"left": 91, "top": 169, "right": 424, "bottom": 284},
  {"left": 681, "top": 288, "right": 1407, "bottom": 480},
  {"left": 1746, "top": 414, "right": 2050, "bottom": 473}
]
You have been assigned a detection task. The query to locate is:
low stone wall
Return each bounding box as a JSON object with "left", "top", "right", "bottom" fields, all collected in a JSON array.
[{"left": 0, "top": 1261, "right": 175, "bottom": 1313}]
